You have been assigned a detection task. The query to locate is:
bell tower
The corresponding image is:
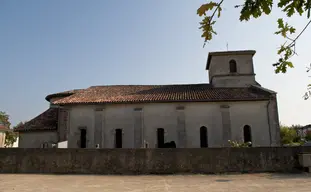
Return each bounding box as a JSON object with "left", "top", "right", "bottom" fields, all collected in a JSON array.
[{"left": 206, "top": 50, "right": 259, "bottom": 87}]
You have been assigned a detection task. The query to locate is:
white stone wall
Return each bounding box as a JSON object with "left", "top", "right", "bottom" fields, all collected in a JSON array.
[
  {"left": 66, "top": 100, "right": 274, "bottom": 148},
  {"left": 208, "top": 54, "right": 256, "bottom": 87},
  {"left": 18, "top": 131, "right": 58, "bottom": 148},
  {"left": 209, "top": 54, "right": 254, "bottom": 78},
  {"left": 211, "top": 75, "right": 257, "bottom": 87},
  {"left": 230, "top": 102, "right": 271, "bottom": 146},
  {"left": 0, "top": 132, "right": 6, "bottom": 147}
]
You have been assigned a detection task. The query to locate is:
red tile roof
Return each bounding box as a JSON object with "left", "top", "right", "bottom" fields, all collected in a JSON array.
[
  {"left": 53, "top": 84, "right": 272, "bottom": 105},
  {"left": 0, "top": 125, "right": 9, "bottom": 132},
  {"left": 45, "top": 89, "right": 82, "bottom": 102},
  {"left": 15, "top": 84, "right": 273, "bottom": 132},
  {"left": 14, "top": 108, "right": 58, "bottom": 132}
]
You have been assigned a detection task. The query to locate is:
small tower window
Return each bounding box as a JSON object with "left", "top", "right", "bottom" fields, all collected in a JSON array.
[
  {"left": 243, "top": 125, "right": 252, "bottom": 147},
  {"left": 229, "top": 59, "right": 237, "bottom": 73}
]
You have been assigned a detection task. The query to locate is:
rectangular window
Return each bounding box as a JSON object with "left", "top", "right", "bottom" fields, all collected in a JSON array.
[
  {"left": 200, "top": 126, "right": 208, "bottom": 148},
  {"left": 157, "top": 128, "right": 164, "bottom": 148},
  {"left": 115, "top": 129, "right": 122, "bottom": 148},
  {"left": 80, "top": 129, "right": 87, "bottom": 148}
]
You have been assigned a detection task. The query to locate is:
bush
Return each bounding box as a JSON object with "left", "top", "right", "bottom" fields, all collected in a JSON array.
[
  {"left": 280, "top": 126, "right": 297, "bottom": 145},
  {"left": 228, "top": 140, "right": 251, "bottom": 148}
]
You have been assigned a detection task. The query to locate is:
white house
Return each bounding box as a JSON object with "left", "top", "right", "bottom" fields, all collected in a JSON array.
[{"left": 15, "top": 50, "right": 281, "bottom": 148}]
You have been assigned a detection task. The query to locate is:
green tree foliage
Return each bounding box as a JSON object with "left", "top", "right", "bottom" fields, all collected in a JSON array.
[
  {"left": 0, "top": 111, "right": 18, "bottom": 147},
  {"left": 4, "top": 131, "right": 18, "bottom": 148},
  {"left": 280, "top": 124, "right": 298, "bottom": 144},
  {"left": 0, "top": 111, "right": 11, "bottom": 128},
  {"left": 197, "top": 0, "right": 311, "bottom": 99}
]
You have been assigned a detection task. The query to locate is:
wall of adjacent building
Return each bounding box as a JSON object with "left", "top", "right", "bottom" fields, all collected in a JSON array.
[
  {"left": 65, "top": 100, "right": 276, "bottom": 149},
  {"left": 18, "top": 131, "right": 58, "bottom": 148},
  {"left": 0, "top": 132, "right": 6, "bottom": 147}
]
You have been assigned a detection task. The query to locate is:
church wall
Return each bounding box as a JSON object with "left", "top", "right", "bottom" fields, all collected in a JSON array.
[
  {"left": 18, "top": 131, "right": 58, "bottom": 148},
  {"left": 104, "top": 105, "right": 135, "bottom": 148},
  {"left": 142, "top": 103, "right": 178, "bottom": 148},
  {"left": 183, "top": 103, "right": 223, "bottom": 147},
  {"left": 66, "top": 100, "right": 274, "bottom": 148},
  {"left": 67, "top": 106, "right": 95, "bottom": 148},
  {"left": 229, "top": 101, "right": 271, "bottom": 147}
]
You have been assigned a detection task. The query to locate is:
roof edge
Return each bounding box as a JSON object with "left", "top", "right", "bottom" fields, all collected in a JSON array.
[
  {"left": 206, "top": 50, "right": 256, "bottom": 70},
  {"left": 251, "top": 85, "right": 277, "bottom": 94},
  {"left": 45, "top": 89, "right": 82, "bottom": 102}
]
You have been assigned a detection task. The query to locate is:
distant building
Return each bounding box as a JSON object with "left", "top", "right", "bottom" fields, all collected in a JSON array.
[
  {"left": 15, "top": 50, "right": 281, "bottom": 148},
  {"left": 0, "top": 124, "right": 9, "bottom": 147},
  {"left": 295, "top": 124, "right": 311, "bottom": 137}
]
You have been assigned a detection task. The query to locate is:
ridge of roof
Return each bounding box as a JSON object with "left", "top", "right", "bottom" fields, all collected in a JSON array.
[{"left": 89, "top": 83, "right": 212, "bottom": 87}]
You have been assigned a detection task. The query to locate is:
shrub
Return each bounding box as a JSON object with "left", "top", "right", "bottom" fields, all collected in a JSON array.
[{"left": 228, "top": 140, "right": 251, "bottom": 148}]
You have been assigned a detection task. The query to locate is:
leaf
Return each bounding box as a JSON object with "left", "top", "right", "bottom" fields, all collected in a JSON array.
[
  {"left": 277, "top": 18, "right": 284, "bottom": 28},
  {"left": 275, "top": 19, "right": 296, "bottom": 38},
  {"left": 197, "top": 2, "right": 218, "bottom": 16},
  {"left": 239, "top": 0, "right": 273, "bottom": 21},
  {"left": 289, "top": 27, "right": 296, "bottom": 33},
  {"left": 306, "top": 0, "right": 311, "bottom": 18},
  {"left": 217, "top": 6, "right": 222, "bottom": 17},
  {"left": 286, "top": 61, "right": 294, "bottom": 68}
]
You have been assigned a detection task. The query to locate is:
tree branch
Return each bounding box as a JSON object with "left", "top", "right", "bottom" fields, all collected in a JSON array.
[
  {"left": 287, "top": 19, "right": 311, "bottom": 48},
  {"left": 209, "top": 0, "right": 224, "bottom": 25}
]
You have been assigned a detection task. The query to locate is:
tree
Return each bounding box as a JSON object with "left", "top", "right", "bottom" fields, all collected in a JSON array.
[
  {"left": 0, "top": 111, "right": 18, "bottom": 147},
  {"left": 197, "top": 0, "right": 311, "bottom": 99},
  {"left": 4, "top": 131, "right": 18, "bottom": 148},
  {"left": 0, "top": 111, "right": 11, "bottom": 128},
  {"left": 280, "top": 124, "right": 298, "bottom": 144}
]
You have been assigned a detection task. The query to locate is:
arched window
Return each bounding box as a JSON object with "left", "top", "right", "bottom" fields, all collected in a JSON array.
[
  {"left": 200, "top": 126, "right": 208, "bottom": 148},
  {"left": 115, "top": 129, "right": 122, "bottom": 148},
  {"left": 229, "top": 59, "right": 237, "bottom": 73},
  {"left": 243, "top": 125, "right": 252, "bottom": 146},
  {"left": 157, "top": 128, "right": 164, "bottom": 148}
]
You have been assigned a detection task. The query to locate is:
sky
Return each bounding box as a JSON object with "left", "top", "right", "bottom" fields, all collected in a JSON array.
[{"left": 0, "top": 0, "right": 310, "bottom": 127}]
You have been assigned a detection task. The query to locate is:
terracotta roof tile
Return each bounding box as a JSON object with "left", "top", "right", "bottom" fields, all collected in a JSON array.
[
  {"left": 45, "top": 89, "right": 82, "bottom": 102},
  {"left": 14, "top": 108, "right": 58, "bottom": 132},
  {"left": 53, "top": 84, "right": 272, "bottom": 105},
  {"left": 0, "top": 125, "right": 9, "bottom": 132}
]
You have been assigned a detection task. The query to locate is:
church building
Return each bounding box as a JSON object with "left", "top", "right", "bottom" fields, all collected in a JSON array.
[{"left": 15, "top": 50, "right": 281, "bottom": 148}]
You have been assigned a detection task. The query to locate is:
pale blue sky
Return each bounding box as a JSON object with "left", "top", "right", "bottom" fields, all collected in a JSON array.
[{"left": 0, "top": 0, "right": 310, "bottom": 127}]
